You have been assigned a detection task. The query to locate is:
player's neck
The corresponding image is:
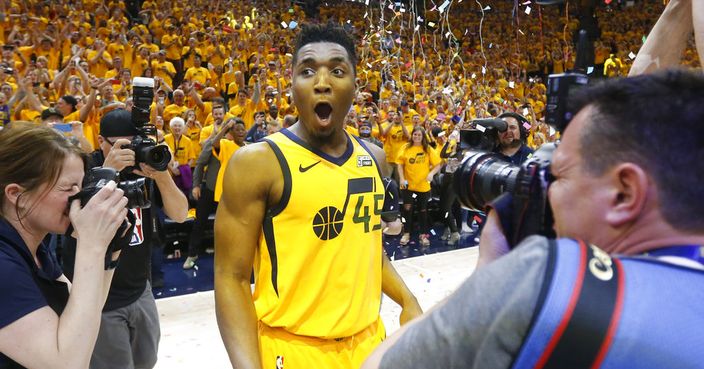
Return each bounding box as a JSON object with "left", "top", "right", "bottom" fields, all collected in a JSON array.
[{"left": 292, "top": 123, "right": 348, "bottom": 157}]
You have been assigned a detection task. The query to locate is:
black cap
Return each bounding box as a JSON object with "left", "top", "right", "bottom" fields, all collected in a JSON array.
[
  {"left": 41, "top": 107, "right": 64, "bottom": 120},
  {"left": 100, "top": 109, "right": 138, "bottom": 137}
]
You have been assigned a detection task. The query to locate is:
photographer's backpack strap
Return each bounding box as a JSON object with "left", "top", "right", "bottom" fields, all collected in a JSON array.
[{"left": 511, "top": 239, "right": 625, "bottom": 369}]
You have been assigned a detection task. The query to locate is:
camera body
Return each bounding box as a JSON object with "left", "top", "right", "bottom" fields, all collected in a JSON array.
[
  {"left": 125, "top": 77, "right": 171, "bottom": 172},
  {"left": 70, "top": 167, "right": 150, "bottom": 209}
]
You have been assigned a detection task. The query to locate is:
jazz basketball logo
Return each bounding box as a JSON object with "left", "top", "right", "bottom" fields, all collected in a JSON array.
[
  {"left": 276, "top": 356, "right": 284, "bottom": 369},
  {"left": 312, "top": 206, "right": 344, "bottom": 240},
  {"left": 311, "top": 178, "right": 382, "bottom": 240},
  {"left": 129, "top": 208, "right": 145, "bottom": 246}
]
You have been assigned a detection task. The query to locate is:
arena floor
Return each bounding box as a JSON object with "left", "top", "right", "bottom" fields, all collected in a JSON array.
[{"left": 154, "top": 246, "right": 478, "bottom": 368}]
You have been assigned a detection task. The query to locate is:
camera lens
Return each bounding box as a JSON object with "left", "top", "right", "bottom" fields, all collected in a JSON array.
[
  {"left": 137, "top": 145, "right": 171, "bottom": 171},
  {"left": 453, "top": 151, "right": 521, "bottom": 211}
]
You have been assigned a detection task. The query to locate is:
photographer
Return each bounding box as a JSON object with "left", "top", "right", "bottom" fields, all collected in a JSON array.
[
  {"left": 493, "top": 112, "right": 534, "bottom": 165},
  {"left": 364, "top": 70, "right": 704, "bottom": 369},
  {"left": 61, "top": 109, "right": 188, "bottom": 369},
  {"left": 0, "top": 123, "right": 127, "bottom": 368}
]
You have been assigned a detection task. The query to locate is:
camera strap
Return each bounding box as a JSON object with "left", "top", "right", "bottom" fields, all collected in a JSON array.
[{"left": 511, "top": 239, "right": 624, "bottom": 369}]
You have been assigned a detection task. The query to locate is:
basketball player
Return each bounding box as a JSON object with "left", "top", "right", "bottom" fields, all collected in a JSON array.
[{"left": 214, "top": 23, "right": 422, "bottom": 369}]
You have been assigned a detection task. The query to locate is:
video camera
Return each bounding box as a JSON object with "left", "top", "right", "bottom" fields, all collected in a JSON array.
[
  {"left": 453, "top": 30, "right": 591, "bottom": 246},
  {"left": 124, "top": 77, "right": 171, "bottom": 172}
]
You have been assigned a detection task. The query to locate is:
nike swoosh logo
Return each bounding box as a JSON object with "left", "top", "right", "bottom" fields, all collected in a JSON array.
[{"left": 299, "top": 160, "right": 321, "bottom": 173}]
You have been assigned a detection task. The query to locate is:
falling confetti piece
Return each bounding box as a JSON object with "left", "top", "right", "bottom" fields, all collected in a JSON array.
[
  {"left": 428, "top": 21, "right": 436, "bottom": 27},
  {"left": 476, "top": 124, "right": 486, "bottom": 132},
  {"left": 587, "top": 66, "right": 594, "bottom": 74},
  {"left": 509, "top": 81, "right": 515, "bottom": 88},
  {"left": 482, "top": 66, "right": 486, "bottom": 74},
  {"left": 445, "top": 31, "right": 451, "bottom": 38},
  {"left": 415, "top": 24, "right": 420, "bottom": 31},
  {"left": 628, "top": 51, "right": 637, "bottom": 59},
  {"left": 525, "top": 6, "right": 531, "bottom": 14},
  {"left": 438, "top": 0, "right": 450, "bottom": 13},
  {"left": 289, "top": 20, "right": 298, "bottom": 29},
  {"left": 483, "top": 5, "right": 491, "bottom": 10},
  {"left": 518, "top": 29, "right": 525, "bottom": 35},
  {"left": 523, "top": 122, "right": 532, "bottom": 130},
  {"left": 471, "top": 73, "right": 476, "bottom": 79},
  {"left": 430, "top": 229, "right": 436, "bottom": 236},
  {"left": 280, "top": 21, "right": 288, "bottom": 28},
  {"left": 412, "top": 193, "right": 417, "bottom": 198}
]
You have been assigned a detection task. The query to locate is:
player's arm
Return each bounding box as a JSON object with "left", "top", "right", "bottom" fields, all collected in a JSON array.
[
  {"left": 215, "top": 143, "right": 279, "bottom": 369},
  {"left": 366, "top": 143, "right": 422, "bottom": 323},
  {"left": 629, "top": 0, "right": 692, "bottom": 76}
]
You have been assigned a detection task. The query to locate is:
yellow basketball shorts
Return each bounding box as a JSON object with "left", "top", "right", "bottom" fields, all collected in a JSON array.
[{"left": 258, "top": 318, "right": 386, "bottom": 369}]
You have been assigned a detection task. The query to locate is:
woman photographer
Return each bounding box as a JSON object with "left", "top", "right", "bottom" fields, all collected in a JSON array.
[{"left": 0, "top": 123, "right": 128, "bottom": 368}]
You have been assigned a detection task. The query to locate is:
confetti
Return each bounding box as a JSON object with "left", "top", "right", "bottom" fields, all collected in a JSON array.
[
  {"left": 489, "top": 43, "right": 493, "bottom": 48},
  {"left": 523, "top": 122, "right": 531, "bottom": 130},
  {"left": 508, "top": 81, "right": 515, "bottom": 88},
  {"left": 476, "top": 124, "right": 486, "bottom": 132},
  {"left": 401, "top": 217, "right": 406, "bottom": 222},
  {"left": 549, "top": 126, "right": 556, "bottom": 137},
  {"left": 481, "top": 66, "right": 486, "bottom": 74},
  {"left": 412, "top": 193, "right": 417, "bottom": 198},
  {"left": 289, "top": 20, "right": 298, "bottom": 29},
  {"left": 400, "top": 7, "right": 406, "bottom": 12},
  {"left": 471, "top": 73, "right": 477, "bottom": 79},
  {"left": 642, "top": 35, "right": 647, "bottom": 44},
  {"left": 443, "top": 87, "right": 453, "bottom": 94},
  {"left": 428, "top": 21, "right": 436, "bottom": 27},
  {"left": 445, "top": 31, "right": 451, "bottom": 38},
  {"left": 388, "top": 3, "right": 394, "bottom": 9},
  {"left": 364, "top": 11, "right": 368, "bottom": 17},
  {"left": 444, "top": 212, "right": 450, "bottom": 219},
  {"left": 381, "top": 60, "right": 387, "bottom": 64},
  {"left": 417, "top": 16, "right": 424, "bottom": 22},
  {"left": 280, "top": 21, "right": 288, "bottom": 28},
  {"left": 483, "top": 5, "right": 491, "bottom": 10},
  {"left": 395, "top": 38, "right": 402, "bottom": 44},
  {"left": 628, "top": 51, "right": 637, "bottom": 59},
  {"left": 518, "top": 29, "right": 525, "bottom": 35},
  {"left": 347, "top": 19, "right": 351, "bottom": 23},
  {"left": 525, "top": 6, "right": 531, "bottom": 14},
  {"left": 522, "top": 0, "right": 531, "bottom": 4},
  {"left": 464, "top": 28, "right": 468, "bottom": 35},
  {"left": 430, "top": 229, "right": 436, "bottom": 236},
  {"left": 415, "top": 24, "right": 420, "bottom": 31},
  {"left": 367, "top": 63, "right": 373, "bottom": 68},
  {"left": 587, "top": 66, "right": 594, "bottom": 74},
  {"left": 438, "top": 0, "right": 450, "bottom": 13}
]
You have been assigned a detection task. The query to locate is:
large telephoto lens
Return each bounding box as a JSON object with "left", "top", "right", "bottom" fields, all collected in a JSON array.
[{"left": 453, "top": 151, "right": 521, "bottom": 211}]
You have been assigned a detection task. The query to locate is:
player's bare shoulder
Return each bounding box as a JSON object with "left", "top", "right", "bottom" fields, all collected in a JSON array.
[{"left": 223, "top": 140, "right": 284, "bottom": 205}]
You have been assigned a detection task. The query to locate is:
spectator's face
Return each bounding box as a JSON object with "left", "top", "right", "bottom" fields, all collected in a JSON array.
[
  {"left": 499, "top": 118, "right": 520, "bottom": 148},
  {"left": 291, "top": 42, "right": 355, "bottom": 137},
  {"left": 170, "top": 121, "right": 185, "bottom": 135},
  {"left": 55, "top": 98, "right": 72, "bottom": 116},
  {"left": 548, "top": 106, "right": 612, "bottom": 247},
  {"left": 173, "top": 91, "right": 185, "bottom": 105},
  {"left": 212, "top": 108, "right": 224, "bottom": 123},
  {"left": 232, "top": 123, "right": 246, "bottom": 142},
  {"left": 412, "top": 130, "right": 423, "bottom": 144}
]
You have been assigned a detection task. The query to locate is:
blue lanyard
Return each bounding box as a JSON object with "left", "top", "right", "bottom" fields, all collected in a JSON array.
[{"left": 644, "top": 245, "right": 702, "bottom": 263}]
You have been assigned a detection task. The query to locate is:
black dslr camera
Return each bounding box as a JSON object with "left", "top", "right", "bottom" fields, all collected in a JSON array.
[
  {"left": 71, "top": 167, "right": 150, "bottom": 209},
  {"left": 453, "top": 30, "right": 591, "bottom": 246},
  {"left": 69, "top": 167, "right": 149, "bottom": 268},
  {"left": 125, "top": 77, "right": 171, "bottom": 172}
]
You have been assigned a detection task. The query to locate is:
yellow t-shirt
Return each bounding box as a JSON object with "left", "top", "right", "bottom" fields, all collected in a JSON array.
[
  {"left": 164, "top": 134, "right": 196, "bottom": 166},
  {"left": 396, "top": 144, "right": 440, "bottom": 192},
  {"left": 252, "top": 131, "right": 383, "bottom": 338}
]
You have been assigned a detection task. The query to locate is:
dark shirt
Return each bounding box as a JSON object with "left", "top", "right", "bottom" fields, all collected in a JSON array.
[
  {"left": 495, "top": 144, "right": 534, "bottom": 165},
  {"left": 0, "top": 219, "right": 66, "bottom": 367}
]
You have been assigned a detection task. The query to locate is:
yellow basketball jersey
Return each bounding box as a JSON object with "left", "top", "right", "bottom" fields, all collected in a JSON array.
[{"left": 254, "top": 129, "right": 384, "bottom": 339}]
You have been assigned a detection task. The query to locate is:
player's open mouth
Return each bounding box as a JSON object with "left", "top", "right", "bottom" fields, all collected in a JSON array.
[{"left": 314, "top": 102, "right": 333, "bottom": 124}]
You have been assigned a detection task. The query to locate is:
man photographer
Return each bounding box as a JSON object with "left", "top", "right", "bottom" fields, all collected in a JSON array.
[
  {"left": 62, "top": 109, "right": 188, "bottom": 369},
  {"left": 364, "top": 70, "right": 704, "bottom": 369},
  {"left": 494, "top": 112, "right": 533, "bottom": 165}
]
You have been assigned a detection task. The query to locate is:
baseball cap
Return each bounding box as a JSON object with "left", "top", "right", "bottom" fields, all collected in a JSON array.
[
  {"left": 41, "top": 107, "right": 64, "bottom": 120},
  {"left": 100, "top": 109, "right": 138, "bottom": 137}
]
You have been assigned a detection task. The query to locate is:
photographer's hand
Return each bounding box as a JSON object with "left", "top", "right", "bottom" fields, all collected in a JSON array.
[
  {"left": 103, "top": 138, "right": 135, "bottom": 172},
  {"left": 477, "top": 206, "right": 512, "bottom": 268}
]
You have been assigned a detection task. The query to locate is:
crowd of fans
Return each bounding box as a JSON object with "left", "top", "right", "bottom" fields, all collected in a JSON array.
[{"left": 0, "top": 0, "right": 699, "bottom": 258}]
